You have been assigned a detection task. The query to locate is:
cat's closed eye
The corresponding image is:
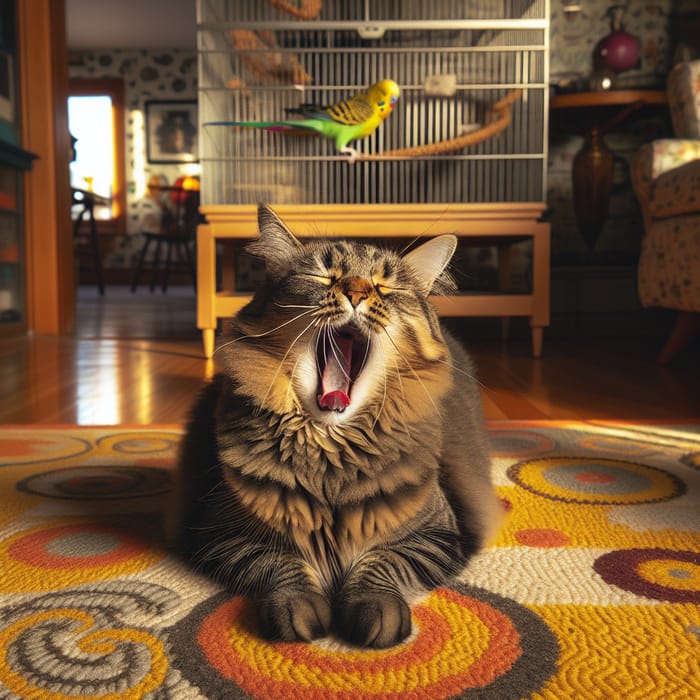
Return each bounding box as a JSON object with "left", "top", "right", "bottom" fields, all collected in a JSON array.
[
  {"left": 309, "top": 274, "right": 334, "bottom": 286},
  {"left": 373, "top": 281, "right": 402, "bottom": 296},
  {"left": 299, "top": 273, "right": 340, "bottom": 287}
]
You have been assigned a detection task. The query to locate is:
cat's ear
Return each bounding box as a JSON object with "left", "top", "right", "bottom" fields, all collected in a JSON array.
[
  {"left": 248, "top": 204, "right": 303, "bottom": 278},
  {"left": 403, "top": 235, "right": 457, "bottom": 296}
]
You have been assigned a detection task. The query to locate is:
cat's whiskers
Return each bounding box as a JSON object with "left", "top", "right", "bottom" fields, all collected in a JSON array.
[
  {"left": 214, "top": 307, "right": 320, "bottom": 355},
  {"left": 257, "top": 317, "right": 321, "bottom": 414},
  {"left": 358, "top": 331, "right": 372, "bottom": 376},
  {"left": 434, "top": 357, "right": 488, "bottom": 390},
  {"left": 314, "top": 323, "right": 343, "bottom": 380},
  {"left": 274, "top": 302, "right": 319, "bottom": 309},
  {"left": 371, "top": 338, "right": 390, "bottom": 432},
  {"left": 288, "top": 354, "right": 305, "bottom": 404},
  {"left": 389, "top": 353, "right": 414, "bottom": 438},
  {"left": 381, "top": 327, "right": 440, "bottom": 416},
  {"left": 289, "top": 325, "right": 322, "bottom": 404},
  {"left": 314, "top": 327, "right": 326, "bottom": 380}
]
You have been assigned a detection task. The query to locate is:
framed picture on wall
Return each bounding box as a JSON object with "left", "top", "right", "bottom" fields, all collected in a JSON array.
[{"left": 145, "top": 100, "right": 198, "bottom": 164}]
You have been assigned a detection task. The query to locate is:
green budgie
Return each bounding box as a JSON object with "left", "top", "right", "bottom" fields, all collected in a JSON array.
[{"left": 206, "top": 79, "right": 400, "bottom": 163}]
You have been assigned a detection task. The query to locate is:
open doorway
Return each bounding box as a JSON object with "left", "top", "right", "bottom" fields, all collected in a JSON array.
[
  {"left": 68, "top": 78, "right": 126, "bottom": 235},
  {"left": 68, "top": 77, "right": 197, "bottom": 340}
]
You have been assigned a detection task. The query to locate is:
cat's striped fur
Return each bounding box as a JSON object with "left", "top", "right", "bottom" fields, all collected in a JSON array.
[{"left": 173, "top": 204, "right": 503, "bottom": 648}]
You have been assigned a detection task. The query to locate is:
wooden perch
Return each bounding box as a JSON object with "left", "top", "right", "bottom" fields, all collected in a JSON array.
[{"left": 357, "top": 89, "right": 523, "bottom": 160}]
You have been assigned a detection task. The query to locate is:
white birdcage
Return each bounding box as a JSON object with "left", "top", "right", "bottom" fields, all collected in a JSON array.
[{"left": 197, "top": 0, "right": 550, "bottom": 206}]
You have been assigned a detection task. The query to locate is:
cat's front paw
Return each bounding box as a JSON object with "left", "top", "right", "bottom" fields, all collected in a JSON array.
[
  {"left": 257, "top": 590, "right": 331, "bottom": 642},
  {"left": 337, "top": 592, "right": 412, "bottom": 648}
]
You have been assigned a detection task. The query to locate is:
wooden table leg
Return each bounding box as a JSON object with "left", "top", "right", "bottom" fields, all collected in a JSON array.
[{"left": 196, "top": 224, "right": 216, "bottom": 358}]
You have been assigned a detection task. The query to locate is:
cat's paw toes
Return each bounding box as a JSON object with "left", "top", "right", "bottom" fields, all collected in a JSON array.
[
  {"left": 257, "top": 591, "right": 331, "bottom": 642},
  {"left": 339, "top": 593, "right": 411, "bottom": 648}
]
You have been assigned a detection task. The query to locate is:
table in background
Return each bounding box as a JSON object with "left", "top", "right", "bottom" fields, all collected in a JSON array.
[
  {"left": 196, "top": 203, "right": 551, "bottom": 359},
  {"left": 550, "top": 90, "right": 667, "bottom": 250}
]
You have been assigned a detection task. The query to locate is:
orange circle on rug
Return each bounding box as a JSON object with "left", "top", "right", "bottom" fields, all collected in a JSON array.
[
  {"left": 0, "top": 433, "right": 92, "bottom": 466},
  {"left": 515, "top": 528, "right": 571, "bottom": 547},
  {"left": 169, "top": 583, "right": 560, "bottom": 700},
  {"left": 8, "top": 523, "right": 142, "bottom": 568},
  {"left": 0, "top": 521, "right": 163, "bottom": 593}
]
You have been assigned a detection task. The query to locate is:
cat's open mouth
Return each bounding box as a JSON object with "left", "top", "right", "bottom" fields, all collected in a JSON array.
[{"left": 317, "top": 327, "right": 369, "bottom": 411}]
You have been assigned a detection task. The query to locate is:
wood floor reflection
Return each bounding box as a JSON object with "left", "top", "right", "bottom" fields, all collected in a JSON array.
[{"left": 0, "top": 287, "right": 698, "bottom": 425}]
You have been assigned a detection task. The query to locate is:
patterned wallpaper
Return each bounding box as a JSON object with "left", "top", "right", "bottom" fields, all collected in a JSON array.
[
  {"left": 550, "top": 0, "right": 673, "bottom": 88},
  {"left": 68, "top": 49, "right": 199, "bottom": 267}
]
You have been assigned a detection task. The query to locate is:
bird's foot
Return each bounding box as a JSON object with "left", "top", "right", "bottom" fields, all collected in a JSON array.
[{"left": 340, "top": 147, "right": 359, "bottom": 164}]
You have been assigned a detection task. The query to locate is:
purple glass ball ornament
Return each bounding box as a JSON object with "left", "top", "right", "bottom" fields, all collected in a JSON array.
[
  {"left": 594, "top": 30, "right": 640, "bottom": 72},
  {"left": 593, "top": 4, "right": 640, "bottom": 73}
]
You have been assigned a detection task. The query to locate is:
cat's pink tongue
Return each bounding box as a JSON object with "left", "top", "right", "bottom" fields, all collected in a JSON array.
[{"left": 318, "top": 335, "right": 352, "bottom": 411}]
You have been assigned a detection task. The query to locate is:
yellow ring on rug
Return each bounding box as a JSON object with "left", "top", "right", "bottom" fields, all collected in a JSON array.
[
  {"left": 508, "top": 457, "right": 684, "bottom": 505},
  {"left": 0, "top": 521, "right": 163, "bottom": 593},
  {"left": 637, "top": 559, "right": 700, "bottom": 592}
]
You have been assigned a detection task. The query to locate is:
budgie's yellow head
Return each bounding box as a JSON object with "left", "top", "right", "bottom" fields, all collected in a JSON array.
[{"left": 366, "top": 80, "right": 400, "bottom": 121}]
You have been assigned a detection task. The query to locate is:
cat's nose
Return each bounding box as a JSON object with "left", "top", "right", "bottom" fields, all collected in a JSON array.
[{"left": 341, "top": 277, "right": 372, "bottom": 308}]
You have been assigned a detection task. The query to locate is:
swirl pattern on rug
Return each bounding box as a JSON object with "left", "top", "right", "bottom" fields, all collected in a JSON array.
[{"left": 0, "top": 582, "right": 177, "bottom": 699}]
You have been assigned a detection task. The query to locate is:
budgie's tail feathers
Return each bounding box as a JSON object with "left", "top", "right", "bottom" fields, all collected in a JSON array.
[
  {"left": 284, "top": 103, "right": 326, "bottom": 118},
  {"left": 204, "top": 120, "right": 319, "bottom": 133}
]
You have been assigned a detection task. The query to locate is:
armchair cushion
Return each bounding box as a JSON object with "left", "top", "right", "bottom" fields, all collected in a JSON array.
[
  {"left": 667, "top": 60, "right": 700, "bottom": 138},
  {"left": 637, "top": 215, "right": 700, "bottom": 311},
  {"left": 632, "top": 141, "right": 700, "bottom": 221},
  {"left": 645, "top": 139, "right": 700, "bottom": 179}
]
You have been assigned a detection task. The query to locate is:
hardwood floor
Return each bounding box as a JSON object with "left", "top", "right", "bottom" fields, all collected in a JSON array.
[{"left": 0, "top": 287, "right": 698, "bottom": 425}]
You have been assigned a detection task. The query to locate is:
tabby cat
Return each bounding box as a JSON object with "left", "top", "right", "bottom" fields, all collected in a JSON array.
[{"left": 173, "top": 204, "right": 502, "bottom": 648}]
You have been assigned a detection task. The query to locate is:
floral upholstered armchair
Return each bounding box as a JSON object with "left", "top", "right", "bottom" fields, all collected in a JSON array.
[{"left": 631, "top": 60, "right": 700, "bottom": 363}]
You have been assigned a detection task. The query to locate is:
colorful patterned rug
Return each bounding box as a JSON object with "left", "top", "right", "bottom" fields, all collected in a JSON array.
[{"left": 0, "top": 422, "right": 698, "bottom": 699}]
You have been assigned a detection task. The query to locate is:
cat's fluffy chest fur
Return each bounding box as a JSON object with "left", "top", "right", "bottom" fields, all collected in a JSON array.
[
  {"left": 216, "top": 372, "right": 447, "bottom": 579},
  {"left": 173, "top": 204, "right": 503, "bottom": 649}
]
